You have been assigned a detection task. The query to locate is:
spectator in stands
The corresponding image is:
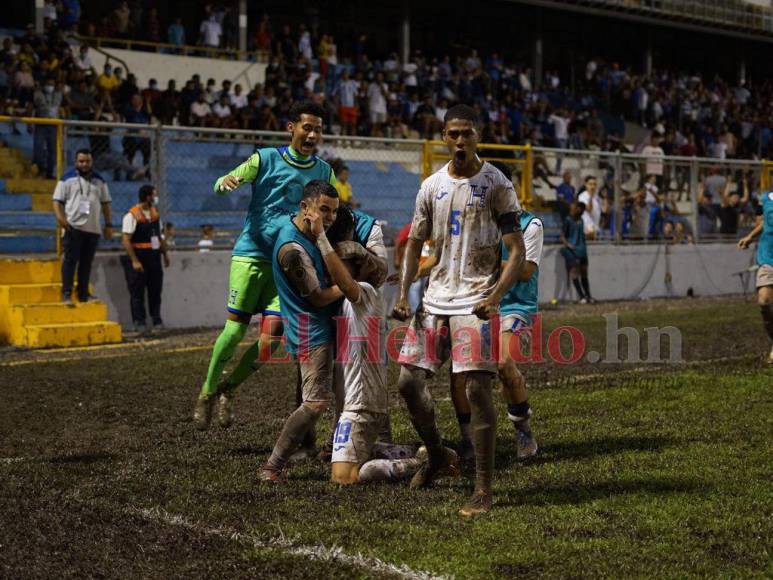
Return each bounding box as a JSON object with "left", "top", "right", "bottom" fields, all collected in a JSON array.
[
  {"left": 190, "top": 91, "right": 213, "bottom": 126},
  {"left": 641, "top": 133, "right": 664, "bottom": 189},
  {"left": 237, "top": 94, "right": 259, "bottom": 129},
  {"left": 66, "top": 78, "right": 96, "bottom": 120},
  {"left": 367, "top": 72, "right": 388, "bottom": 137},
  {"left": 141, "top": 78, "right": 161, "bottom": 111},
  {"left": 334, "top": 165, "right": 358, "bottom": 207},
  {"left": 121, "top": 184, "right": 169, "bottom": 334},
  {"left": 111, "top": 1, "right": 131, "bottom": 39},
  {"left": 334, "top": 69, "right": 359, "bottom": 135},
  {"left": 145, "top": 7, "right": 161, "bottom": 43},
  {"left": 697, "top": 181, "right": 719, "bottom": 236},
  {"left": 257, "top": 103, "right": 279, "bottom": 131},
  {"left": 199, "top": 13, "right": 223, "bottom": 50},
  {"left": 554, "top": 171, "right": 575, "bottom": 219},
  {"left": 230, "top": 83, "right": 247, "bottom": 109},
  {"left": 12, "top": 62, "right": 35, "bottom": 106},
  {"left": 198, "top": 224, "right": 215, "bottom": 252},
  {"left": 578, "top": 175, "right": 601, "bottom": 240},
  {"left": 168, "top": 17, "right": 186, "bottom": 50},
  {"left": 32, "top": 78, "right": 63, "bottom": 179},
  {"left": 53, "top": 148, "right": 112, "bottom": 305},
  {"left": 115, "top": 72, "right": 139, "bottom": 109},
  {"left": 212, "top": 93, "right": 236, "bottom": 128},
  {"left": 718, "top": 176, "right": 750, "bottom": 236},
  {"left": 628, "top": 190, "right": 650, "bottom": 240},
  {"left": 122, "top": 94, "right": 151, "bottom": 174},
  {"left": 703, "top": 166, "right": 726, "bottom": 199},
  {"left": 298, "top": 23, "right": 312, "bottom": 60},
  {"left": 163, "top": 221, "right": 175, "bottom": 248},
  {"left": 253, "top": 15, "right": 272, "bottom": 52},
  {"left": 96, "top": 62, "right": 119, "bottom": 99},
  {"left": 74, "top": 45, "right": 93, "bottom": 73}
]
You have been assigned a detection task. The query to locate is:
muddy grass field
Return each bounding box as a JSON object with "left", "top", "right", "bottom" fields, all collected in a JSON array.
[{"left": 1, "top": 296, "right": 771, "bottom": 578}]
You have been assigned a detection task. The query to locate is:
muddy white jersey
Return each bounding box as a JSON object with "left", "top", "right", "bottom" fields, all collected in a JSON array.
[
  {"left": 340, "top": 282, "right": 388, "bottom": 414},
  {"left": 409, "top": 160, "right": 521, "bottom": 315}
]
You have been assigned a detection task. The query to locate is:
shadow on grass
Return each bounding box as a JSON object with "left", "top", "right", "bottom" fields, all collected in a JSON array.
[
  {"left": 499, "top": 476, "right": 705, "bottom": 507},
  {"left": 497, "top": 435, "right": 678, "bottom": 468},
  {"left": 49, "top": 452, "right": 114, "bottom": 464}
]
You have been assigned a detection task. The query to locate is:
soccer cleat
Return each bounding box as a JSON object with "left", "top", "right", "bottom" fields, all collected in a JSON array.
[
  {"left": 193, "top": 396, "right": 215, "bottom": 431},
  {"left": 459, "top": 489, "right": 493, "bottom": 517},
  {"left": 516, "top": 430, "right": 539, "bottom": 461},
  {"left": 409, "top": 446, "right": 460, "bottom": 489},
  {"left": 217, "top": 391, "right": 235, "bottom": 429},
  {"left": 258, "top": 463, "right": 286, "bottom": 483}
]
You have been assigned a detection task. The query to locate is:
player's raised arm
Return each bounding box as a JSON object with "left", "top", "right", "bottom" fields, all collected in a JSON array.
[{"left": 213, "top": 152, "right": 261, "bottom": 194}]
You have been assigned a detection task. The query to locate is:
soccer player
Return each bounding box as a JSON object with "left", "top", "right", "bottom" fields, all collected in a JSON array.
[
  {"left": 260, "top": 180, "right": 343, "bottom": 481},
  {"left": 392, "top": 104, "right": 525, "bottom": 517},
  {"left": 738, "top": 188, "right": 773, "bottom": 363},
  {"left": 560, "top": 201, "right": 592, "bottom": 303},
  {"left": 313, "top": 214, "right": 431, "bottom": 484},
  {"left": 449, "top": 164, "right": 543, "bottom": 464},
  {"left": 193, "top": 100, "right": 336, "bottom": 430}
]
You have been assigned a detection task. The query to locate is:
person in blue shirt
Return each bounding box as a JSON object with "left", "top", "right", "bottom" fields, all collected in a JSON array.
[
  {"left": 260, "top": 180, "right": 344, "bottom": 482},
  {"left": 560, "top": 201, "right": 593, "bottom": 303},
  {"left": 738, "top": 189, "right": 773, "bottom": 364},
  {"left": 554, "top": 171, "right": 576, "bottom": 219},
  {"left": 122, "top": 94, "right": 151, "bottom": 173}
]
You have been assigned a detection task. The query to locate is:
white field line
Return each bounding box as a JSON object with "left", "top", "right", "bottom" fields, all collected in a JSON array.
[
  {"left": 0, "top": 457, "right": 27, "bottom": 464},
  {"left": 127, "top": 506, "right": 448, "bottom": 580}
]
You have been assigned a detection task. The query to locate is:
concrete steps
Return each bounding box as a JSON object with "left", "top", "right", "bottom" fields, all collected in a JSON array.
[{"left": 0, "top": 258, "right": 121, "bottom": 348}]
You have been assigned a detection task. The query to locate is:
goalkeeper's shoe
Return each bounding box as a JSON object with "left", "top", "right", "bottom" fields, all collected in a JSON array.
[
  {"left": 193, "top": 395, "right": 215, "bottom": 431},
  {"left": 258, "top": 463, "right": 286, "bottom": 483},
  {"left": 217, "top": 391, "right": 235, "bottom": 429}
]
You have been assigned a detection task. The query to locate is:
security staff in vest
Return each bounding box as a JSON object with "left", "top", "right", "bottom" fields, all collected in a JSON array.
[
  {"left": 120, "top": 185, "right": 170, "bottom": 334},
  {"left": 53, "top": 148, "right": 113, "bottom": 305}
]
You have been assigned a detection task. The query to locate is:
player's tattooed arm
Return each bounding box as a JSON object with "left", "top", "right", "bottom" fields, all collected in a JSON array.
[{"left": 278, "top": 243, "right": 343, "bottom": 307}]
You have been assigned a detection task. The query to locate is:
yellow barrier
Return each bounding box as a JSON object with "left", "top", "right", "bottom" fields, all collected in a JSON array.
[
  {"left": 762, "top": 160, "right": 773, "bottom": 193},
  {"left": 0, "top": 116, "right": 63, "bottom": 255},
  {"left": 422, "top": 140, "right": 533, "bottom": 208}
]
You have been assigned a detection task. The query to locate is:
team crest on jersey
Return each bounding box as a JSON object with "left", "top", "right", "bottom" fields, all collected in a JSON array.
[
  {"left": 467, "top": 184, "right": 488, "bottom": 208},
  {"left": 436, "top": 191, "right": 449, "bottom": 200},
  {"left": 768, "top": 192, "right": 773, "bottom": 201}
]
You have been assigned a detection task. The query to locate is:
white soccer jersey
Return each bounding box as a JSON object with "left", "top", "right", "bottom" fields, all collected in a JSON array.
[
  {"left": 409, "top": 160, "right": 521, "bottom": 315},
  {"left": 523, "top": 219, "right": 544, "bottom": 266},
  {"left": 340, "top": 282, "right": 388, "bottom": 414}
]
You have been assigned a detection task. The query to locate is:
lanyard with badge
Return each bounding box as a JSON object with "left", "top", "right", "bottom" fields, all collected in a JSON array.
[{"left": 77, "top": 175, "right": 91, "bottom": 216}]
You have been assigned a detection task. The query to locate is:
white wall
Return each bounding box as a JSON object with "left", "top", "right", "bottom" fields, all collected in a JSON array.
[
  {"left": 85, "top": 47, "right": 266, "bottom": 91},
  {"left": 89, "top": 243, "right": 758, "bottom": 330}
]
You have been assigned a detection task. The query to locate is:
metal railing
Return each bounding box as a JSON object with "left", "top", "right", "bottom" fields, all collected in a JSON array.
[
  {"left": 0, "top": 116, "right": 768, "bottom": 254},
  {"left": 74, "top": 34, "right": 270, "bottom": 62}
]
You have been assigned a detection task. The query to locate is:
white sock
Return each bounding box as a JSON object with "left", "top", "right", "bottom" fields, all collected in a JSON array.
[{"left": 371, "top": 441, "right": 416, "bottom": 460}]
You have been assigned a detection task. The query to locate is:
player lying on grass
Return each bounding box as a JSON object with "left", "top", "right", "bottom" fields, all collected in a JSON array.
[
  {"left": 316, "top": 209, "right": 455, "bottom": 485},
  {"left": 738, "top": 188, "right": 773, "bottom": 364}
]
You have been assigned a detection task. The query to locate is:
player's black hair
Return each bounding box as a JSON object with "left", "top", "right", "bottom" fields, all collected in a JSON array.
[
  {"left": 75, "top": 148, "right": 92, "bottom": 158},
  {"left": 301, "top": 179, "right": 338, "bottom": 201},
  {"left": 289, "top": 100, "right": 326, "bottom": 123},
  {"left": 489, "top": 161, "right": 512, "bottom": 180},
  {"left": 444, "top": 104, "right": 479, "bottom": 127},
  {"left": 326, "top": 204, "right": 355, "bottom": 245},
  {"left": 138, "top": 184, "right": 155, "bottom": 202}
]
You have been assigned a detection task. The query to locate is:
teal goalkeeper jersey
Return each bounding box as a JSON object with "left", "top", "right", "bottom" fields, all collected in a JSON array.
[
  {"left": 500, "top": 211, "right": 540, "bottom": 320},
  {"left": 758, "top": 191, "right": 773, "bottom": 267},
  {"left": 222, "top": 146, "right": 335, "bottom": 260}
]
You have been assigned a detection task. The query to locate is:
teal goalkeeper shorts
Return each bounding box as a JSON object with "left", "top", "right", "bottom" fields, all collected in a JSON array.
[{"left": 226, "top": 256, "right": 282, "bottom": 317}]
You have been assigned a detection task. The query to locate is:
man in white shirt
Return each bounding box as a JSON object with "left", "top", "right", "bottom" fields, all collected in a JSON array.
[
  {"left": 230, "top": 84, "right": 247, "bottom": 109},
  {"left": 641, "top": 133, "right": 664, "bottom": 188},
  {"left": 367, "top": 73, "right": 388, "bottom": 137},
  {"left": 199, "top": 15, "right": 222, "bottom": 48},
  {"left": 52, "top": 149, "right": 112, "bottom": 305},
  {"left": 392, "top": 104, "right": 526, "bottom": 517},
  {"left": 578, "top": 175, "right": 601, "bottom": 239}
]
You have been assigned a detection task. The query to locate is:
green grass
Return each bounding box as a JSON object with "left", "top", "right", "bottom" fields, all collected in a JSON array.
[{"left": 1, "top": 298, "right": 771, "bottom": 578}]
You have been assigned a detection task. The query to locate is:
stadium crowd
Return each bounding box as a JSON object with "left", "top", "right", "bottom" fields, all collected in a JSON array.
[{"left": 1, "top": 12, "right": 771, "bottom": 162}]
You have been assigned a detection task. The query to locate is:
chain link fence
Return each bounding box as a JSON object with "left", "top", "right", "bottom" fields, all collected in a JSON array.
[{"left": 0, "top": 117, "right": 768, "bottom": 254}]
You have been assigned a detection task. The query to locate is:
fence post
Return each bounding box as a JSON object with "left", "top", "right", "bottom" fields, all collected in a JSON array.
[
  {"left": 525, "top": 144, "right": 533, "bottom": 208},
  {"left": 614, "top": 151, "right": 622, "bottom": 244},
  {"left": 690, "top": 159, "right": 699, "bottom": 243},
  {"left": 55, "top": 121, "right": 65, "bottom": 256},
  {"left": 154, "top": 124, "right": 169, "bottom": 216}
]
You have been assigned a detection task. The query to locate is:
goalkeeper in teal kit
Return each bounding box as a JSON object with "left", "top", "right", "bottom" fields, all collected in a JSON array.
[{"left": 193, "top": 101, "right": 336, "bottom": 429}]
